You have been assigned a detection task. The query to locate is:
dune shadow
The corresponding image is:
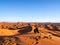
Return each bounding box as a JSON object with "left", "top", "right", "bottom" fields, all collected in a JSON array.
[
  {"left": 18, "top": 26, "right": 32, "bottom": 34},
  {"left": 48, "top": 32, "right": 60, "bottom": 37}
]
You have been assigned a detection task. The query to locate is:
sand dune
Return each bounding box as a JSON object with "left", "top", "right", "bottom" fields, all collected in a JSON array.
[
  {"left": 0, "top": 22, "right": 60, "bottom": 45},
  {"left": 0, "top": 29, "right": 18, "bottom": 36}
]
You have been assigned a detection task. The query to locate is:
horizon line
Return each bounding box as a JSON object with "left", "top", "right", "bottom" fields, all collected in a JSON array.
[{"left": 0, "top": 21, "right": 60, "bottom": 23}]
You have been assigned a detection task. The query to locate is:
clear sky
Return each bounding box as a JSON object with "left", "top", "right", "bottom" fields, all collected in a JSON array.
[{"left": 0, "top": 0, "right": 60, "bottom": 22}]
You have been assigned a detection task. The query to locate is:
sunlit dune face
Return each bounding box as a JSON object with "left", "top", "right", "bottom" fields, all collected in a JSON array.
[
  {"left": 47, "top": 24, "right": 53, "bottom": 29},
  {"left": 56, "top": 26, "right": 60, "bottom": 30},
  {"left": 0, "top": 29, "right": 19, "bottom": 36}
]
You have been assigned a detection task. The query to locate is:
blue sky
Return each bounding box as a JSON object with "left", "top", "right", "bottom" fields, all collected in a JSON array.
[{"left": 0, "top": 0, "right": 60, "bottom": 22}]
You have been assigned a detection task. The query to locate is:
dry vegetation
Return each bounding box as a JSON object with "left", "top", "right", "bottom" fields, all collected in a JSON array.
[{"left": 0, "top": 22, "right": 60, "bottom": 45}]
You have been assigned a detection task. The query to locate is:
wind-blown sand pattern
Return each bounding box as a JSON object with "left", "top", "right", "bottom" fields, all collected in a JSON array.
[{"left": 0, "top": 22, "right": 60, "bottom": 45}]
